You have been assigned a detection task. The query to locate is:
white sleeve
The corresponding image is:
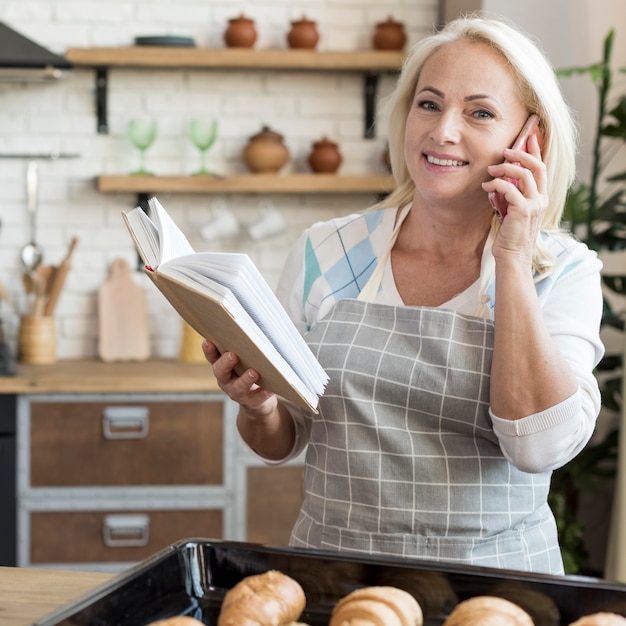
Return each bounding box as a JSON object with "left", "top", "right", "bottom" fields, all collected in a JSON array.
[{"left": 491, "top": 250, "right": 604, "bottom": 473}]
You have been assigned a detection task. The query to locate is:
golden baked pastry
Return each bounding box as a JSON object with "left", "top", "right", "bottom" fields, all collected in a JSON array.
[
  {"left": 329, "top": 585, "right": 423, "bottom": 626},
  {"left": 569, "top": 613, "right": 626, "bottom": 625},
  {"left": 217, "top": 570, "right": 306, "bottom": 626},
  {"left": 442, "top": 595, "right": 534, "bottom": 626},
  {"left": 376, "top": 568, "right": 458, "bottom": 616},
  {"left": 491, "top": 583, "right": 560, "bottom": 626},
  {"left": 147, "top": 617, "right": 205, "bottom": 626}
]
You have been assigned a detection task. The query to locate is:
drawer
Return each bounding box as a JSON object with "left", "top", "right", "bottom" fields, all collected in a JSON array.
[
  {"left": 29, "top": 509, "right": 222, "bottom": 564},
  {"left": 29, "top": 400, "right": 223, "bottom": 487},
  {"left": 246, "top": 465, "right": 303, "bottom": 546}
]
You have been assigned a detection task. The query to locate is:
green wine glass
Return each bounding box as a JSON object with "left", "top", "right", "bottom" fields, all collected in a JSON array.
[
  {"left": 189, "top": 119, "right": 218, "bottom": 175},
  {"left": 128, "top": 118, "right": 157, "bottom": 175}
]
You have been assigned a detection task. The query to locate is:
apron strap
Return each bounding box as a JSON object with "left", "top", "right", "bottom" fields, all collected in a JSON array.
[{"left": 358, "top": 203, "right": 411, "bottom": 303}]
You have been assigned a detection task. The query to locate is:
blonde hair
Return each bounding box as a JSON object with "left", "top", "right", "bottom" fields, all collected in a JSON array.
[{"left": 377, "top": 15, "right": 578, "bottom": 275}]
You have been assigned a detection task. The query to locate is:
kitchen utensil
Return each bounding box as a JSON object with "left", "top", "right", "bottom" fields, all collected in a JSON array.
[
  {"left": 97, "top": 257, "right": 150, "bottom": 362},
  {"left": 20, "top": 161, "right": 43, "bottom": 273},
  {"left": 43, "top": 236, "right": 78, "bottom": 316}
]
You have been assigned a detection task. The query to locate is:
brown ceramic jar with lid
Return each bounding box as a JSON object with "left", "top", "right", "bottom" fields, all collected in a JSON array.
[
  {"left": 372, "top": 16, "right": 407, "bottom": 51},
  {"left": 287, "top": 17, "right": 319, "bottom": 49},
  {"left": 243, "top": 126, "right": 290, "bottom": 173},
  {"left": 224, "top": 14, "right": 257, "bottom": 48},
  {"left": 308, "top": 137, "right": 342, "bottom": 174}
]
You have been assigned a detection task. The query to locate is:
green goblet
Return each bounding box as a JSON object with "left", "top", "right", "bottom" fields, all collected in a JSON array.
[
  {"left": 128, "top": 118, "right": 157, "bottom": 175},
  {"left": 189, "top": 119, "right": 218, "bottom": 175}
]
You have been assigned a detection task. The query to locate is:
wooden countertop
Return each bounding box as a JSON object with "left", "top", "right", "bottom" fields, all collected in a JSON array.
[
  {"left": 0, "top": 566, "right": 114, "bottom": 626},
  {"left": 0, "top": 359, "right": 220, "bottom": 394}
]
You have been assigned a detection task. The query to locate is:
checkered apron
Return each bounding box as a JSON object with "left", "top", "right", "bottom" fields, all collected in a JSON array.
[{"left": 290, "top": 208, "right": 563, "bottom": 574}]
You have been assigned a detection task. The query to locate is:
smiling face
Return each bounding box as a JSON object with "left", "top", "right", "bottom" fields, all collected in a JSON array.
[{"left": 405, "top": 39, "right": 529, "bottom": 212}]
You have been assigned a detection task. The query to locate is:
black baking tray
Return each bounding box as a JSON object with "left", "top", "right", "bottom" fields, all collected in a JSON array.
[{"left": 33, "top": 538, "right": 626, "bottom": 626}]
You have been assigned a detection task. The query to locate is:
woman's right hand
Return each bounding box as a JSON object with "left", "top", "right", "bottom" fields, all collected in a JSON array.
[{"left": 202, "top": 339, "right": 278, "bottom": 417}]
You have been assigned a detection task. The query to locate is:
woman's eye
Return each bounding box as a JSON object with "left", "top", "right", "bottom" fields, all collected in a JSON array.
[
  {"left": 417, "top": 100, "right": 439, "bottom": 112},
  {"left": 473, "top": 109, "right": 494, "bottom": 120}
]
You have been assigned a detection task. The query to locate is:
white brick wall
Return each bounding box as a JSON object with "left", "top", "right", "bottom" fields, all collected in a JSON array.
[{"left": 0, "top": 0, "right": 439, "bottom": 360}]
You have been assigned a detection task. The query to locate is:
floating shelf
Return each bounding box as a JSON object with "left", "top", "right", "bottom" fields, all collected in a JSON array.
[
  {"left": 97, "top": 173, "right": 396, "bottom": 195},
  {"left": 65, "top": 46, "right": 404, "bottom": 136},
  {"left": 65, "top": 47, "right": 405, "bottom": 71}
]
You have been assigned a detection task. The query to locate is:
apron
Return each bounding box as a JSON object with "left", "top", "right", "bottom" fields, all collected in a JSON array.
[{"left": 290, "top": 205, "right": 563, "bottom": 574}]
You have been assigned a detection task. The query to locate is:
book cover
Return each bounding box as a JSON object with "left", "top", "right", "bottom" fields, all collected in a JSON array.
[{"left": 122, "top": 197, "right": 327, "bottom": 412}]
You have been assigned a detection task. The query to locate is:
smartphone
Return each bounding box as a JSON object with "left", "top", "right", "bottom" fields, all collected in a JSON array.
[{"left": 488, "top": 114, "right": 540, "bottom": 221}]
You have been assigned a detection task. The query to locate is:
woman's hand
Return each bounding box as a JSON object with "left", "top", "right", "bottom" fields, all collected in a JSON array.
[
  {"left": 203, "top": 339, "right": 296, "bottom": 461},
  {"left": 482, "top": 133, "right": 548, "bottom": 266},
  {"left": 202, "top": 339, "right": 278, "bottom": 418}
]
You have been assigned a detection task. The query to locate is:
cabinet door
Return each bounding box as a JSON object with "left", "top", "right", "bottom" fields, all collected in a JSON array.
[
  {"left": 29, "top": 400, "right": 223, "bottom": 487},
  {"left": 29, "top": 509, "right": 222, "bottom": 563},
  {"left": 246, "top": 465, "right": 303, "bottom": 545}
]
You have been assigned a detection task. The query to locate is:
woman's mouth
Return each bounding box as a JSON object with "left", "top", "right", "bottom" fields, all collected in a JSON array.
[{"left": 425, "top": 154, "right": 469, "bottom": 167}]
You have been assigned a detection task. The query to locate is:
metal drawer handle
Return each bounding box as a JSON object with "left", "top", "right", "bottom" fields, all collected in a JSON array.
[
  {"left": 102, "top": 406, "right": 149, "bottom": 439},
  {"left": 102, "top": 514, "right": 150, "bottom": 547}
]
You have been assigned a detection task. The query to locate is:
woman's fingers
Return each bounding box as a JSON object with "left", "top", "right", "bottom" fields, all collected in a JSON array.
[{"left": 202, "top": 339, "right": 277, "bottom": 411}]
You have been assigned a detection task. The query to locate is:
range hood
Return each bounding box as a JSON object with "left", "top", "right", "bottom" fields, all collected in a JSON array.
[{"left": 0, "top": 22, "right": 72, "bottom": 81}]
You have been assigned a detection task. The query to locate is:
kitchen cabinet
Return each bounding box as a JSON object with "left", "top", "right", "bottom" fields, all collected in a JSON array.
[
  {"left": 5, "top": 360, "right": 305, "bottom": 571},
  {"left": 65, "top": 46, "right": 401, "bottom": 196}
]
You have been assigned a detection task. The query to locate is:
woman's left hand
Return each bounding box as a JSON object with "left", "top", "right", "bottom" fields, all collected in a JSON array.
[{"left": 482, "top": 133, "right": 548, "bottom": 266}]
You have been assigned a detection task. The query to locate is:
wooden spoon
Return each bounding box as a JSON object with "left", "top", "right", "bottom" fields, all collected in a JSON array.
[{"left": 44, "top": 236, "right": 78, "bottom": 316}]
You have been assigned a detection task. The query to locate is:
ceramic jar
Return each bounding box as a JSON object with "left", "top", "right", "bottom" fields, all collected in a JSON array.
[
  {"left": 287, "top": 17, "right": 319, "bottom": 49},
  {"left": 372, "top": 16, "right": 407, "bottom": 51},
  {"left": 224, "top": 14, "right": 257, "bottom": 48},
  {"left": 308, "top": 137, "right": 342, "bottom": 174},
  {"left": 243, "top": 126, "right": 290, "bottom": 173}
]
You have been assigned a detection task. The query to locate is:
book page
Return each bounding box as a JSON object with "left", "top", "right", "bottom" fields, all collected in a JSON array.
[
  {"left": 185, "top": 253, "right": 328, "bottom": 392},
  {"left": 122, "top": 209, "right": 160, "bottom": 269},
  {"left": 148, "top": 197, "right": 195, "bottom": 265}
]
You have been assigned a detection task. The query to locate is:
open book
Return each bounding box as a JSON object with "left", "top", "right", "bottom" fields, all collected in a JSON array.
[{"left": 122, "top": 197, "right": 328, "bottom": 412}]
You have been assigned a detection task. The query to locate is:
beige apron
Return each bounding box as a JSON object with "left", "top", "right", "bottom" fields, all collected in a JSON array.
[{"left": 290, "top": 205, "right": 563, "bottom": 574}]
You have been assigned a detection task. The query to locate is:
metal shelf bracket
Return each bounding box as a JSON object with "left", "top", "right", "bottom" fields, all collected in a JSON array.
[
  {"left": 364, "top": 72, "right": 381, "bottom": 139},
  {"left": 96, "top": 67, "right": 108, "bottom": 134}
]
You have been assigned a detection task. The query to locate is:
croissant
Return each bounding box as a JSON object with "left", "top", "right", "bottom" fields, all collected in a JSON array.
[
  {"left": 442, "top": 595, "right": 533, "bottom": 626},
  {"left": 569, "top": 613, "right": 626, "bottom": 625},
  {"left": 491, "top": 583, "right": 560, "bottom": 626},
  {"left": 217, "top": 570, "right": 306, "bottom": 626},
  {"left": 329, "top": 585, "right": 423, "bottom": 626}
]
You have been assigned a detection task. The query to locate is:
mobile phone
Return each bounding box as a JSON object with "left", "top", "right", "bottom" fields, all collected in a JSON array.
[{"left": 488, "top": 114, "right": 540, "bottom": 221}]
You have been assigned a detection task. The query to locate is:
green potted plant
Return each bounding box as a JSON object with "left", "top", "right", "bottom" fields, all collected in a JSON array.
[{"left": 549, "top": 29, "right": 624, "bottom": 575}]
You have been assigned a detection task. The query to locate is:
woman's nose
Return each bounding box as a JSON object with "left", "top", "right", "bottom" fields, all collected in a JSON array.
[{"left": 430, "top": 113, "right": 462, "bottom": 145}]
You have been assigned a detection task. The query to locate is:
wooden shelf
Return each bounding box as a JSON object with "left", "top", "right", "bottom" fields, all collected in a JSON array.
[
  {"left": 66, "top": 46, "right": 405, "bottom": 71},
  {"left": 65, "top": 46, "right": 403, "bottom": 135},
  {"left": 97, "top": 173, "right": 395, "bottom": 195}
]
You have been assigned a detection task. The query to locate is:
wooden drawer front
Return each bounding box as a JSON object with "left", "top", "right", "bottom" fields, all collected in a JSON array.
[
  {"left": 247, "top": 465, "right": 303, "bottom": 546},
  {"left": 29, "top": 401, "right": 223, "bottom": 487},
  {"left": 29, "top": 509, "right": 222, "bottom": 563}
]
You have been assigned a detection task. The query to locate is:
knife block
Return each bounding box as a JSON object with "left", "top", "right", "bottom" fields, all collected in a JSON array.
[{"left": 18, "top": 315, "right": 57, "bottom": 364}]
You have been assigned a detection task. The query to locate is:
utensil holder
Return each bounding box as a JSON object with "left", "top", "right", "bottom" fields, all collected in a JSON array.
[{"left": 18, "top": 315, "right": 57, "bottom": 364}]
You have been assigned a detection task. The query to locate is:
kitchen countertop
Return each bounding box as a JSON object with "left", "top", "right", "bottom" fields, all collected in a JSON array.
[
  {"left": 0, "top": 566, "right": 114, "bottom": 626},
  {"left": 0, "top": 359, "right": 220, "bottom": 394}
]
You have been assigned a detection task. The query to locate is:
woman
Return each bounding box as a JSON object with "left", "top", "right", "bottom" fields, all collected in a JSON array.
[{"left": 204, "top": 16, "right": 604, "bottom": 574}]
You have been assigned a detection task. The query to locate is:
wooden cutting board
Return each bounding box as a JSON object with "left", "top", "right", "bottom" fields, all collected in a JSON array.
[{"left": 98, "top": 258, "right": 150, "bottom": 362}]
